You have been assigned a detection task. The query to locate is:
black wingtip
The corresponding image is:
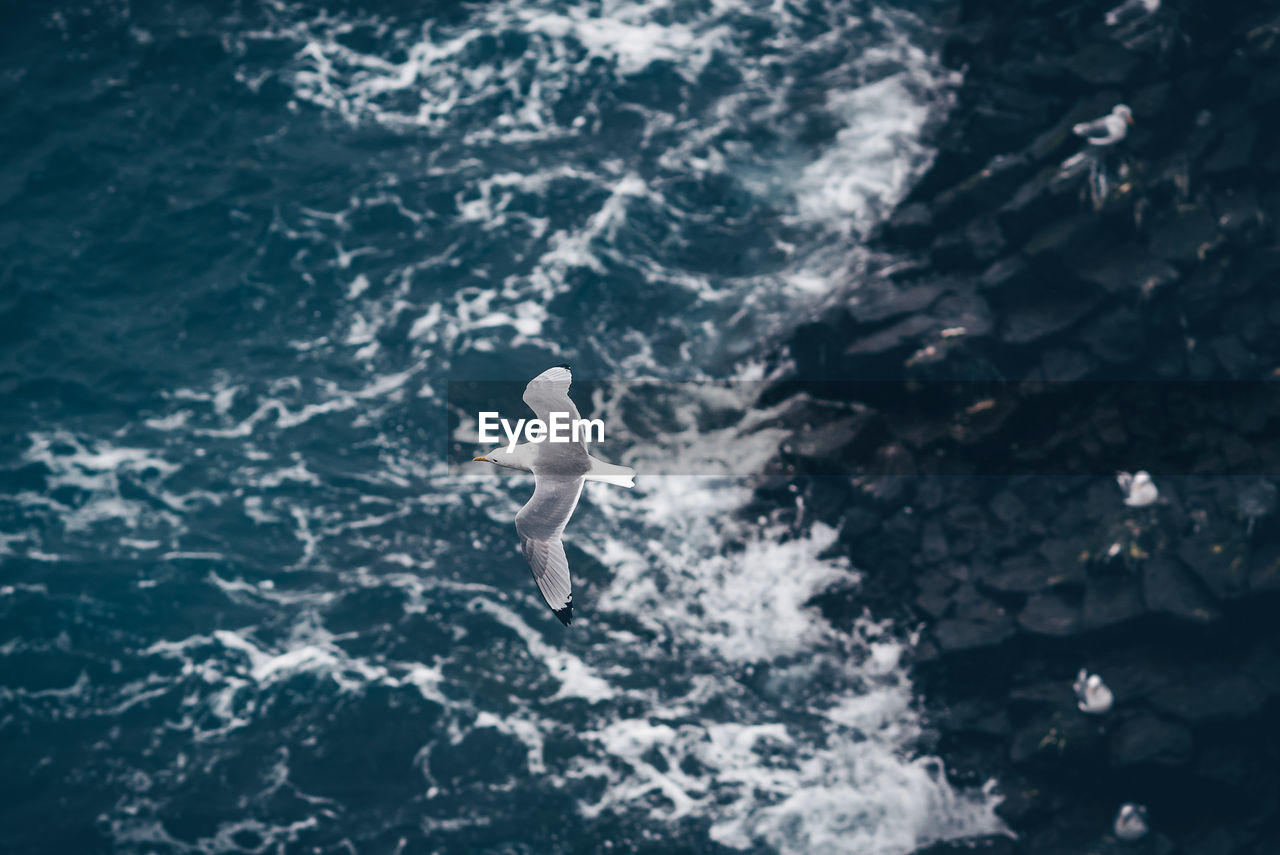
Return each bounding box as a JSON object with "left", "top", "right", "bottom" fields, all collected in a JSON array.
[
  {"left": 554, "top": 596, "right": 573, "bottom": 626},
  {"left": 555, "top": 363, "right": 571, "bottom": 370}
]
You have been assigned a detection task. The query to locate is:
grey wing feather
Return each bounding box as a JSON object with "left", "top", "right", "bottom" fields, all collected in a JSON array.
[
  {"left": 523, "top": 365, "right": 590, "bottom": 473},
  {"left": 515, "top": 475, "right": 584, "bottom": 625},
  {"left": 523, "top": 365, "right": 582, "bottom": 424}
]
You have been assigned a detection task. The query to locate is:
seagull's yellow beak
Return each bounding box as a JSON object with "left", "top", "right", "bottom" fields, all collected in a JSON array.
[
  {"left": 1126, "top": 114, "right": 1135, "bottom": 125},
  {"left": 473, "top": 456, "right": 487, "bottom": 463}
]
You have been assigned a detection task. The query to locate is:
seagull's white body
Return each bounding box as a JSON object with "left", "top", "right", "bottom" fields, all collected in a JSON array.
[
  {"left": 1106, "top": 0, "right": 1159, "bottom": 27},
  {"left": 1114, "top": 803, "right": 1150, "bottom": 841},
  {"left": 1073, "top": 104, "right": 1134, "bottom": 146},
  {"left": 1117, "top": 470, "right": 1158, "bottom": 507},
  {"left": 1074, "top": 668, "right": 1114, "bottom": 714},
  {"left": 475, "top": 366, "right": 635, "bottom": 625}
]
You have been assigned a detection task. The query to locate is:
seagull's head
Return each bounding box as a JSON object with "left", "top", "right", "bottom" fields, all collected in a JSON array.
[
  {"left": 472, "top": 447, "right": 534, "bottom": 472},
  {"left": 1115, "top": 104, "right": 1134, "bottom": 124},
  {"left": 472, "top": 454, "right": 513, "bottom": 469}
]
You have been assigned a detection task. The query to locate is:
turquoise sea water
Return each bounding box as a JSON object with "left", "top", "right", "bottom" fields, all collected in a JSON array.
[{"left": 0, "top": 1, "right": 1003, "bottom": 852}]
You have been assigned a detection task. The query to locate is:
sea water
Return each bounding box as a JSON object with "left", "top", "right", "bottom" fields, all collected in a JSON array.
[{"left": 0, "top": 1, "right": 1002, "bottom": 852}]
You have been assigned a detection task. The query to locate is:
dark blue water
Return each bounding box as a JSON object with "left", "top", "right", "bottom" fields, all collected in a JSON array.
[{"left": 1, "top": 1, "right": 1000, "bottom": 852}]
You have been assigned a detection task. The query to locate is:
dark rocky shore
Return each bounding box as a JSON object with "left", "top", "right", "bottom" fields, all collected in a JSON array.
[{"left": 759, "top": 0, "right": 1280, "bottom": 851}]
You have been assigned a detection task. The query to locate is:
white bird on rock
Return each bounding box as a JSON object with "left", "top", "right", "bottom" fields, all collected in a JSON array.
[
  {"left": 1117, "top": 471, "right": 1158, "bottom": 507},
  {"left": 473, "top": 365, "right": 635, "bottom": 625},
  {"left": 1073, "top": 104, "right": 1135, "bottom": 147},
  {"left": 1114, "top": 802, "right": 1150, "bottom": 841},
  {"left": 1074, "top": 668, "right": 1114, "bottom": 714},
  {"left": 1106, "top": 0, "right": 1159, "bottom": 28}
]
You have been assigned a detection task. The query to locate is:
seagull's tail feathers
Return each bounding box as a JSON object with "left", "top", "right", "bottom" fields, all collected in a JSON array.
[{"left": 586, "top": 457, "right": 635, "bottom": 488}]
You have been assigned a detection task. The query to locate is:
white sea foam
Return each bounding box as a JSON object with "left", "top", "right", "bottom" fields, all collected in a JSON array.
[
  {"left": 571, "top": 470, "right": 1005, "bottom": 853},
  {"left": 228, "top": 0, "right": 956, "bottom": 376},
  {"left": 474, "top": 598, "right": 615, "bottom": 702},
  {"left": 18, "top": 414, "right": 1005, "bottom": 852},
  {"left": 795, "top": 70, "right": 941, "bottom": 228},
  {"left": 444, "top": 386, "right": 1003, "bottom": 849},
  {"left": 2, "top": 1, "right": 1009, "bottom": 850},
  {"left": 18, "top": 431, "right": 183, "bottom": 539}
]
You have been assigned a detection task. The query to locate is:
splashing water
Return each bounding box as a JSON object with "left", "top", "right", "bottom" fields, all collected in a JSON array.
[{"left": 0, "top": 0, "right": 1003, "bottom": 852}]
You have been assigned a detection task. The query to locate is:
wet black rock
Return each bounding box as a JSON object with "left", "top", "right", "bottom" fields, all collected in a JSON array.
[
  {"left": 1017, "top": 590, "right": 1083, "bottom": 636},
  {"left": 1077, "top": 307, "right": 1146, "bottom": 364},
  {"left": 1109, "top": 714, "right": 1194, "bottom": 767},
  {"left": 933, "top": 154, "right": 1034, "bottom": 230},
  {"left": 1209, "top": 334, "right": 1258, "bottom": 379},
  {"left": 917, "top": 577, "right": 957, "bottom": 619},
  {"left": 988, "top": 490, "right": 1026, "bottom": 525},
  {"left": 1249, "top": 539, "right": 1280, "bottom": 593},
  {"left": 1141, "top": 556, "right": 1222, "bottom": 624},
  {"left": 921, "top": 520, "right": 951, "bottom": 565},
  {"left": 779, "top": 405, "right": 885, "bottom": 475},
  {"left": 1204, "top": 121, "right": 1258, "bottom": 174},
  {"left": 1149, "top": 673, "right": 1268, "bottom": 724},
  {"left": 1179, "top": 256, "right": 1230, "bottom": 317},
  {"left": 1067, "top": 246, "right": 1179, "bottom": 297},
  {"left": 1037, "top": 347, "right": 1098, "bottom": 383},
  {"left": 1244, "top": 635, "right": 1280, "bottom": 697},
  {"left": 1176, "top": 530, "right": 1249, "bottom": 600},
  {"left": 1007, "top": 679, "right": 1069, "bottom": 711},
  {"left": 854, "top": 282, "right": 948, "bottom": 326},
  {"left": 1081, "top": 575, "right": 1146, "bottom": 630},
  {"left": 942, "top": 503, "right": 990, "bottom": 557},
  {"left": 1148, "top": 205, "right": 1221, "bottom": 263},
  {"left": 882, "top": 202, "right": 935, "bottom": 248},
  {"left": 999, "top": 295, "right": 1098, "bottom": 345},
  {"left": 763, "top": 0, "right": 1280, "bottom": 849},
  {"left": 1022, "top": 211, "right": 1116, "bottom": 267},
  {"left": 844, "top": 314, "right": 938, "bottom": 369},
  {"left": 1010, "top": 709, "right": 1106, "bottom": 767},
  {"left": 980, "top": 553, "right": 1057, "bottom": 594},
  {"left": 996, "top": 171, "right": 1084, "bottom": 246},
  {"left": 934, "top": 589, "right": 1017, "bottom": 652},
  {"left": 1216, "top": 188, "right": 1269, "bottom": 248},
  {"left": 979, "top": 255, "right": 1034, "bottom": 294},
  {"left": 1064, "top": 42, "right": 1140, "bottom": 86}
]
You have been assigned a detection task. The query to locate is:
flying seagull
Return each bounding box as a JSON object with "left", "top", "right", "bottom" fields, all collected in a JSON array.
[
  {"left": 1073, "top": 104, "right": 1134, "bottom": 147},
  {"left": 473, "top": 366, "right": 635, "bottom": 625}
]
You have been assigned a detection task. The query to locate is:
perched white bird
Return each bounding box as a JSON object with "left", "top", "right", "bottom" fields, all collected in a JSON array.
[
  {"left": 1114, "top": 803, "right": 1150, "bottom": 841},
  {"left": 1106, "top": 0, "right": 1159, "bottom": 27},
  {"left": 1117, "top": 471, "right": 1158, "bottom": 507},
  {"left": 1074, "top": 668, "right": 1114, "bottom": 714},
  {"left": 1073, "top": 104, "right": 1135, "bottom": 147},
  {"left": 473, "top": 366, "right": 635, "bottom": 625}
]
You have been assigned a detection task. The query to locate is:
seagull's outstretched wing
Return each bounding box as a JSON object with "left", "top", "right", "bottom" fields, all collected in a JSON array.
[
  {"left": 523, "top": 364, "right": 582, "bottom": 424},
  {"left": 515, "top": 475, "right": 584, "bottom": 625}
]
